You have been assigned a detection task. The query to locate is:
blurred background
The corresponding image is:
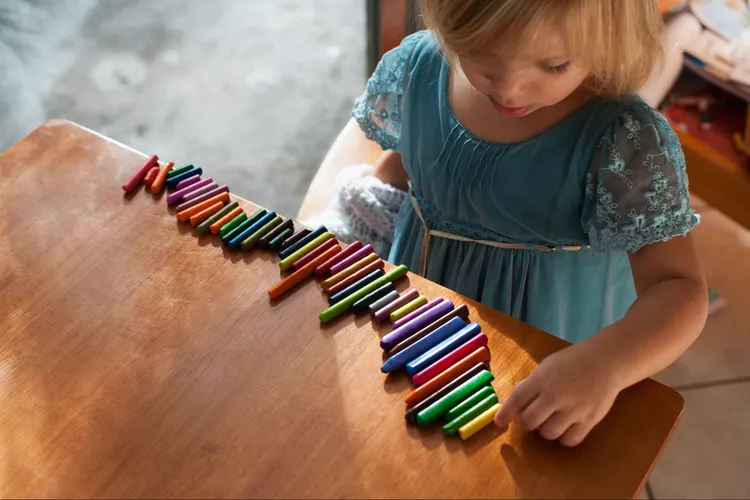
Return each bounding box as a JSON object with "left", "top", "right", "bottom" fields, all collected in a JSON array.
[
  {"left": 2, "top": 0, "right": 750, "bottom": 498},
  {"left": 0, "top": 0, "right": 365, "bottom": 217}
]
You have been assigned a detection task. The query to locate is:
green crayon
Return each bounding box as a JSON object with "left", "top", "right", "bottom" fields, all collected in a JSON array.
[
  {"left": 319, "top": 265, "right": 409, "bottom": 323},
  {"left": 219, "top": 212, "right": 248, "bottom": 238},
  {"left": 416, "top": 370, "right": 494, "bottom": 427},
  {"left": 196, "top": 201, "right": 239, "bottom": 234},
  {"left": 443, "top": 392, "right": 499, "bottom": 436},
  {"left": 444, "top": 385, "right": 496, "bottom": 421},
  {"left": 268, "top": 227, "right": 294, "bottom": 250},
  {"left": 241, "top": 216, "right": 283, "bottom": 250},
  {"left": 166, "top": 164, "right": 194, "bottom": 178}
]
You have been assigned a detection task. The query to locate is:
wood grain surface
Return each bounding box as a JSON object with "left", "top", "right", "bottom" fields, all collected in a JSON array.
[{"left": 0, "top": 120, "right": 683, "bottom": 498}]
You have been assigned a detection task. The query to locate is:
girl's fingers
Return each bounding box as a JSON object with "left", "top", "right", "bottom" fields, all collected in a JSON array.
[
  {"left": 559, "top": 422, "right": 591, "bottom": 447},
  {"left": 519, "top": 395, "right": 556, "bottom": 431},
  {"left": 538, "top": 411, "right": 573, "bottom": 441},
  {"left": 495, "top": 378, "right": 539, "bottom": 427}
]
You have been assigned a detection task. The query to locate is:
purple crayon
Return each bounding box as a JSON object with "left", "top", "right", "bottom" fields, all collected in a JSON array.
[
  {"left": 176, "top": 185, "right": 229, "bottom": 212},
  {"left": 373, "top": 288, "right": 419, "bottom": 323},
  {"left": 380, "top": 300, "right": 455, "bottom": 351},
  {"left": 329, "top": 244, "right": 375, "bottom": 276},
  {"left": 182, "top": 182, "right": 219, "bottom": 202},
  {"left": 174, "top": 174, "right": 201, "bottom": 191},
  {"left": 392, "top": 297, "right": 444, "bottom": 329},
  {"left": 166, "top": 177, "right": 213, "bottom": 205}
]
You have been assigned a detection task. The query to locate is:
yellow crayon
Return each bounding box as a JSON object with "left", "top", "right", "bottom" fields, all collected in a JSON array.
[
  {"left": 458, "top": 403, "right": 502, "bottom": 441},
  {"left": 389, "top": 296, "right": 427, "bottom": 323}
]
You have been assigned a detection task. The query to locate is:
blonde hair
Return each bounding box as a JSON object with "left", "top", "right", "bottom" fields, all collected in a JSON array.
[{"left": 419, "top": 0, "right": 665, "bottom": 96}]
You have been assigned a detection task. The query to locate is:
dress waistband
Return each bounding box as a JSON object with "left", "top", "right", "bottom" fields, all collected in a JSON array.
[{"left": 408, "top": 186, "right": 589, "bottom": 276}]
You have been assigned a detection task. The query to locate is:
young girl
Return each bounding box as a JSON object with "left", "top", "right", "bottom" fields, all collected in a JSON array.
[{"left": 302, "top": 0, "right": 707, "bottom": 447}]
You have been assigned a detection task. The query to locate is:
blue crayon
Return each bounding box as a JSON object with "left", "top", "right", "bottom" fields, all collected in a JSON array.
[
  {"left": 328, "top": 269, "right": 385, "bottom": 305},
  {"left": 228, "top": 211, "right": 277, "bottom": 250},
  {"left": 406, "top": 323, "right": 482, "bottom": 376},
  {"left": 381, "top": 316, "right": 467, "bottom": 373},
  {"left": 165, "top": 167, "right": 202, "bottom": 189},
  {"left": 278, "top": 225, "right": 327, "bottom": 260},
  {"left": 222, "top": 209, "right": 267, "bottom": 244}
]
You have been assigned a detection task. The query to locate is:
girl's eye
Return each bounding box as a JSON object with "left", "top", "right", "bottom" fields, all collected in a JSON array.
[{"left": 542, "top": 62, "right": 570, "bottom": 74}]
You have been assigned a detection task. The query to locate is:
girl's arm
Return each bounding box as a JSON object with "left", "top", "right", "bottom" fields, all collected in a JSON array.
[{"left": 495, "top": 234, "right": 707, "bottom": 446}]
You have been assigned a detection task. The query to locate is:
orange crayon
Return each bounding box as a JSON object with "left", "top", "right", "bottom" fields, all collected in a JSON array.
[
  {"left": 150, "top": 161, "right": 174, "bottom": 194},
  {"left": 190, "top": 201, "right": 225, "bottom": 226},
  {"left": 210, "top": 206, "right": 244, "bottom": 234},
  {"left": 176, "top": 192, "right": 230, "bottom": 222},
  {"left": 268, "top": 245, "right": 342, "bottom": 300}
]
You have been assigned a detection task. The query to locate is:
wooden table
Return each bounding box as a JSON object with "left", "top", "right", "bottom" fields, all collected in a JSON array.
[{"left": 0, "top": 120, "right": 683, "bottom": 498}]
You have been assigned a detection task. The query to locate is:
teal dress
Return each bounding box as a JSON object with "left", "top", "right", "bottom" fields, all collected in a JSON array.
[{"left": 353, "top": 31, "right": 698, "bottom": 343}]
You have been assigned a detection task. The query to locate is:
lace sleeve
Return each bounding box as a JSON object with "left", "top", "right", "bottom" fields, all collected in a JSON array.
[
  {"left": 352, "top": 31, "right": 425, "bottom": 152},
  {"left": 582, "top": 106, "right": 699, "bottom": 253}
]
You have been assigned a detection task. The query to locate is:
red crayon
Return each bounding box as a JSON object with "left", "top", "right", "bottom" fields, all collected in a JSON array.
[
  {"left": 411, "top": 333, "right": 489, "bottom": 386},
  {"left": 292, "top": 238, "right": 339, "bottom": 270},
  {"left": 122, "top": 154, "right": 158, "bottom": 193},
  {"left": 314, "top": 240, "right": 364, "bottom": 277},
  {"left": 143, "top": 166, "right": 160, "bottom": 187}
]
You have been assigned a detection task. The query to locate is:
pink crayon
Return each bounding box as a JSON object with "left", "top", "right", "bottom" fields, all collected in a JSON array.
[
  {"left": 175, "top": 174, "right": 202, "bottom": 191},
  {"left": 329, "top": 244, "right": 375, "bottom": 276},
  {"left": 176, "top": 185, "right": 229, "bottom": 212}
]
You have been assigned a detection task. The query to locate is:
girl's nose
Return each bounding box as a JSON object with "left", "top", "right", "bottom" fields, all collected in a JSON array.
[{"left": 492, "top": 71, "right": 527, "bottom": 102}]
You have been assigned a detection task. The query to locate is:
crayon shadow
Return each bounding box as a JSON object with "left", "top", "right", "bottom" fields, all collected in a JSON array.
[
  {"left": 404, "top": 423, "right": 444, "bottom": 451},
  {"left": 383, "top": 371, "right": 410, "bottom": 395}
]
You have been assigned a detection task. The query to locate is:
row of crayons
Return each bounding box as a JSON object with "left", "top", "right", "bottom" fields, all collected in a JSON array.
[{"left": 122, "top": 155, "right": 502, "bottom": 440}]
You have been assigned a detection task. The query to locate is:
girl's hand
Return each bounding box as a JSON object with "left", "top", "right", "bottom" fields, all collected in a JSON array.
[{"left": 494, "top": 343, "right": 623, "bottom": 447}]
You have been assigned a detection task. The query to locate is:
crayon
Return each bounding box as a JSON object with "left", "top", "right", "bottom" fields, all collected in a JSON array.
[
  {"left": 166, "top": 166, "right": 203, "bottom": 189},
  {"left": 150, "top": 161, "right": 174, "bottom": 194},
  {"left": 406, "top": 347, "right": 491, "bottom": 405},
  {"left": 291, "top": 238, "right": 339, "bottom": 270},
  {"left": 351, "top": 283, "right": 396, "bottom": 314},
  {"left": 329, "top": 244, "right": 375, "bottom": 276},
  {"left": 122, "top": 154, "right": 158, "bottom": 193},
  {"left": 190, "top": 201, "right": 225, "bottom": 226},
  {"left": 392, "top": 297, "right": 445, "bottom": 329},
  {"left": 219, "top": 211, "right": 250, "bottom": 238},
  {"left": 314, "top": 241, "right": 364, "bottom": 277},
  {"left": 412, "top": 332, "right": 489, "bottom": 385},
  {"left": 222, "top": 209, "right": 266, "bottom": 243},
  {"left": 176, "top": 192, "right": 230, "bottom": 222},
  {"left": 325, "top": 259, "right": 385, "bottom": 296},
  {"left": 458, "top": 403, "right": 501, "bottom": 440},
  {"left": 241, "top": 215, "right": 283, "bottom": 250},
  {"left": 373, "top": 288, "right": 419, "bottom": 323},
  {"left": 280, "top": 228, "right": 311, "bottom": 251},
  {"left": 380, "top": 317, "right": 466, "bottom": 374},
  {"left": 368, "top": 290, "right": 401, "bottom": 316},
  {"left": 406, "top": 323, "right": 482, "bottom": 376},
  {"left": 319, "top": 265, "right": 409, "bottom": 323},
  {"left": 279, "top": 232, "right": 335, "bottom": 271},
  {"left": 404, "top": 363, "right": 487, "bottom": 425},
  {"left": 380, "top": 300, "right": 455, "bottom": 351},
  {"left": 389, "top": 305, "right": 470, "bottom": 357},
  {"left": 268, "top": 245, "right": 342, "bottom": 300},
  {"left": 279, "top": 226, "right": 328, "bottom": 260},
  {"left": 179, "top": 182, "right": 220, "bottom": 203},
  {"left": 229, "top": 211, "right": 277, "bottom": 250},
  {"left": 176, "top": 184, "right": 227, "bottom": 212},
  {"left": 444, "top": 393, "right": 499, "bottom": 436},
  {"left": 268, "top": 228, "right": 294, "bottom": 250},
  {"left": 166, "top": 164, "right": 194, "bottom": 179},
  {"left": 321, "top": 253, "right": 380, "bottom": 291},
  {"left": 143, "top": 166, "right": 160, "bottom": 187},
  {"left": 444, "top": 385, "right": 496, "bottom": 422},
  {"left": 208, "top": 205, "right": 243, "bottom": 234},
  {"left": 198, "top": 201, "right": 240, "bottom": 234},
  {"left": 415, "top": 369, "right": 494, "bottom": 427},
  {"left": 166, "top": 177, "right": 213, "bottom": 205},
  {"left": 389, "top": 296, "right": 428, "bottom": 324},
  {"left": 174, "top": 174, "right": 201, "bottom": 191},
  {"left": 328, "top": 269, "right": 385, "bottom": 305},
  {"left": 258, "top": 219, "right": 294, "bottom": 248}
]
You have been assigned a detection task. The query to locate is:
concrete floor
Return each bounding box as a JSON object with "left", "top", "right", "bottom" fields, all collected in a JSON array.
[{"left": 2, "top": 0, "right": 365, "bottom": 217}]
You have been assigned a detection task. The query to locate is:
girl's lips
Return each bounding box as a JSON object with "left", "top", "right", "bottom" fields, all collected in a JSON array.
[{"left": 489, "top": 97, "right": 530, "bottom": 117}]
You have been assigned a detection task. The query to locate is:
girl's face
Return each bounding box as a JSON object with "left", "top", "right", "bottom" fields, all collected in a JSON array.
[{"left": 457, "top": 34, "right": 590, "bottom": 118}]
